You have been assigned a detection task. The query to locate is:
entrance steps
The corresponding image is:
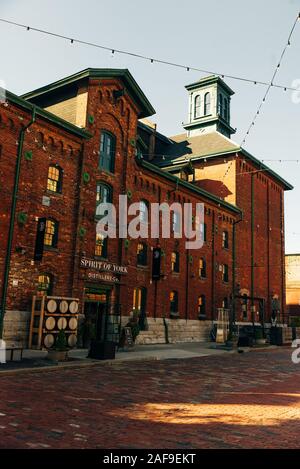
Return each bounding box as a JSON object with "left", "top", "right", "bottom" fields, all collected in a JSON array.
[{"left": 135, "top": 318, "right": 212, "bottom": 345}]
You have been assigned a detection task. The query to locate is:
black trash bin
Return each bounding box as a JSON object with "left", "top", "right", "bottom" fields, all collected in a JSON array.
[
  {"left": 269, "top": 327, "right": 283, "bottom": 345},
  {"left": 88, "top": 340, "right": 116, "bottom": 360}
]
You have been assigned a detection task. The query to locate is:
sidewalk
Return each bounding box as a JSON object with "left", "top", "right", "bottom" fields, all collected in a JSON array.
[{"left": 0, "top": 341, "right": 234, "bottom": 374}]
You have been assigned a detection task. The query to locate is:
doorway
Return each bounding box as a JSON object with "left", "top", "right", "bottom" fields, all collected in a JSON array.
[{"left": 83, "top": 287, "right": 110, "bottom": 346}]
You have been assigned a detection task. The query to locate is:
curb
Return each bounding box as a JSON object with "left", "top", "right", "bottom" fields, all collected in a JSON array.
[{"left": 0, "top": 355, "right": 158, "bottom": 377}]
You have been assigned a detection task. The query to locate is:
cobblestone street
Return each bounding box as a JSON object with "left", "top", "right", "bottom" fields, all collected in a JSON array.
[{"left": 0, "top": 348, "right": 299, "bottom": 449}]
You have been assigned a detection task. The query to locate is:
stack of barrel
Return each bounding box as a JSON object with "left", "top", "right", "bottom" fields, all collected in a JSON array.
[{"left": 29, "top": 296, "right": 79, "bottom": 349}]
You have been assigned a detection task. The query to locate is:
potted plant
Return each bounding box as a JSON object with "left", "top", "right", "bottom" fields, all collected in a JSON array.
[
  {"left": 255, "top": 327, "right": 266, "bottom": 345},
  {"left": 47, "top": 330, "right": 69, "bottom": 362}
]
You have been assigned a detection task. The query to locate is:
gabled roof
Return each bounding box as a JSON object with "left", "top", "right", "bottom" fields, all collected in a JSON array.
[
  {"left": 6, "top": 90, "right": 91, "bottom": 139},
  {"left": 155, "top": 131, "right": 239, "bottom": 165},
  {"left": 21, "top": 68, "right": 155, "bottom": 119}
]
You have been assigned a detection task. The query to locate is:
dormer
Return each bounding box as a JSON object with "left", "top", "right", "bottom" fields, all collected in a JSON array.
[{"left": 183, "top": 75, "right": 236, "bottom": 138}]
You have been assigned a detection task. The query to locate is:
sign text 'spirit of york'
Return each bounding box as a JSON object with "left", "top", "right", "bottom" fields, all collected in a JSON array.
[{"left": 80, "top": 257, "right": 128, "bottom": 275}]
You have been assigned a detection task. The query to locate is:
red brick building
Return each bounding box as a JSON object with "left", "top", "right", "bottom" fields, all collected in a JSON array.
[{"left": 0, "top": 69, "right": 291, "bottom": 346}]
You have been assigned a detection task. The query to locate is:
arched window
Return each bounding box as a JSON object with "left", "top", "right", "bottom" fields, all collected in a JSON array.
[
  {"left": 47, "top": 165, "right": 63, "bottom": 193},
  {"left": 140, "top": 200, "right": 149, "bottom": 223},
  {"left": 44, "top": 219, "right": 59, "bottom": 248},
  {"left": 224, "top": 98, "right": 229, "bottom": 121},
  {"left": 37, "top": 273, "right": 53, "bottom": 296},
  {"left": 171, "top": 251, "right": 180, "bottom": 273},
  {"left": 170, "top": 291, "right": 178, "bottom": 314},
  {"left": 133, "top": 287, "right": 147, "bottom": 330},
  {"left": 99, "top": 131, "right": 116, "bottom": 173},
  {"left": 222, "top": 230, "right": 229, "bottom": 249},
  {"left": 222, "top": 297, "right": 229, "bottom": 309},
  {"left": 133, "top": 287, "right": 147, "bottom": 312},
  {"left": 95, "top": 233, "right": 107, "bottom": 258},
  {"left": 172, "top": 211, "right": 181, "bottom": 235},
  {"left": 199, "top": 258, "right": 206, "bottom": 278},
  {"left": 218, "top": 94, "right": 223, "bottom": 116},
  {"left": 96, "top": 182, "right": 112, "bottom": 217},
  {"left": 222, "top": 264, "right": 229, "bottom": 282},
  {"left": 137, "top": 242, "right": 148, "bottom": 265},
  {"left": 194, "top": 95, "right": 201, "bottom": 118},
  {"left": 200, "top": 222, "right": 207, "bottom": 243},
  {"left": 198, "top": 295, "right": 206, "bottom": 317},
  {"left": 204, "top": 92, "right": 211, "bottom": 115}
]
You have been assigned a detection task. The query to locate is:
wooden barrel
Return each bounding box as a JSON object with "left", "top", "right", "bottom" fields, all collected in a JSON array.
[
  {"left": 57, "top": 317, "right": 67, "bottom": 330},
  {"left": 44, "top": 334, "right": 55, "bottom": 348},
  {"left": 59, "top": 300, "right": 69, "bottom": 314},
  {"left": 69, "top": 317, "right": 78, "bottom": 331},
  {"left": 45, "top": 317, "right": 56, "bottom": 331},
  {"left": 46, "top": 299, "right": 57, "bottom": 313},
  {"left": 68, "top": 334, "right": 77, "bottom": 347},
  {"left": 69, "top": 300, "right": 79, "bottom": 314}
]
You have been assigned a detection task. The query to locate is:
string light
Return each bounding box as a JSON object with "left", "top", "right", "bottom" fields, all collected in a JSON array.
[
  {"left": 240, "top": 12, "right": 300, "bottom": 148},
  {"left": 0, "top": 17, "right": 299, "bottom": 92}
]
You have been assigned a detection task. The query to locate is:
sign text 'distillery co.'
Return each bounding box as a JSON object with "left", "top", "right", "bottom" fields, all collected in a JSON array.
[{"left": 80, "top": 258, "right": 128, "bottom": 275}]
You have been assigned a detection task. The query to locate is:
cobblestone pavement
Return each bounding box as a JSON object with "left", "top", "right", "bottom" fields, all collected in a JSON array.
[{"left": 0, "top": 347, "right": 299, "bottom": 449}]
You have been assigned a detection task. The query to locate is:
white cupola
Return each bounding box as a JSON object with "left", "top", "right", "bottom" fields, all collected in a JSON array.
[{"left": 183, "top": 75, "right": 235, "bottom": 138}]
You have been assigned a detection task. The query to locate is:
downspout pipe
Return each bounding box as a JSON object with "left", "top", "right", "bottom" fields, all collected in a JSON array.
[
  {"left": 232, "top": 214, "right": 243, "bottom": 330},
  {"left": 251, "top": 173, "right": 256, "bottom": 339},
  {"left": 0, "top": 107, "right": 36, "bottom": 339}
]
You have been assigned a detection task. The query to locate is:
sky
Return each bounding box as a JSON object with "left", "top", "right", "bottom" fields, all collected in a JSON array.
[{"left": 1, "top": 0, "right": 300, "bottom": 253}]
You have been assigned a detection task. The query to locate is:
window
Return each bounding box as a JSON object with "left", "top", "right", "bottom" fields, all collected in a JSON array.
[
  {"left": 222, "top": 230, "right": 229, "bottom": 249},
  {"left": 47, "top": 165, "right": 63, "bottom": 193},
  {"left": 172, "top": 211, "right": 181, "bottom": 234},
  {"left": 218, "top": 93, "right": 223, "bottom": 116},
  {"left": 222, "top": 264, "right": 229, "bottom": 282},
  {"left": 37, "top": 274, "right": 53, "bottom": 296},
  {"left": 137, "top": 242, "right": 148, "bottom": 266},
  {"left": 133, "top": 287, "right": 147, "bottom": 312},
  {"left": 224, "top": 98, "right": 229, "bottom": 121},
  {"left": 96, "top": 182, "right": 112, "bottom": 217},
  {"left": 170, "top": 291, "right": 178, "bottom": 313},
  {"left": 99, "top": 131, "right": 116, "bottom": 173},
  {"left": 133, "top": 287, "right": 147, "bottom": 330},
  {"left": 198, "top": 295, "right": 206, "bottom": 317},
  {"left": 204, "top": 92, "right": 211, "bottom": 115},
  {"left": 200, "top": 222, "right": 207, "bottom": 243},
  {"left": 171, "top": 251, "right": 180, "bottom": 273},
  {"left": 44, "top": 219, "right": 58, "bottom": 248},
  {"left": 194, "top": 95, "right": 201, "bottom": 118},
  {"left": 222, "top": 297, "right": 229, "bottom": 309},
  {"left": 95, "top": 233, "right": 107, "bottom": 258},
  {"left": 140, "top": 200, "right": 149, "bottom": 224},
  {"left": 199, "top": 258, "right": 206, "bottom": 278}
]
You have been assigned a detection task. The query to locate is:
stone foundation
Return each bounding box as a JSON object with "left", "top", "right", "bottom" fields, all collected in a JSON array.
[
  {"left": 3, "top": 310, "right": 31, "bottom": 347},
  {"left": 131, "top": 317, "right": 212, "bottom": 345}
]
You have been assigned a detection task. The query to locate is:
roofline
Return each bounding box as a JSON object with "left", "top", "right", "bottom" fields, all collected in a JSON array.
[
  {"left": 240, "top": 148, "right": 293, "bottom": 191},
  {"left": 185, "top": 75, "right": 235, "bottom": 96},
  {"left": 21, "top": 68, "right": 156, "bottom": 118},
  {"left": 285, "top": 253, "right": 300, "bottom": 257},
  {"left": 6, "top": 90, "right": 91, "bottom": 139},
  {"left": 136, "top": 156, "right": 242, "bottom": 215},
  {"left": 157, "top": 147, "right": 293, "bottom": 191},
  {"left": 138, "top": 120, "right": 173, "bottom": 144}
]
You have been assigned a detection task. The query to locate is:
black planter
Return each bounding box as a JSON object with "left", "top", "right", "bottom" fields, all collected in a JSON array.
[{"left": 88, "top": 340, "right": 116, "bottom": 360}]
